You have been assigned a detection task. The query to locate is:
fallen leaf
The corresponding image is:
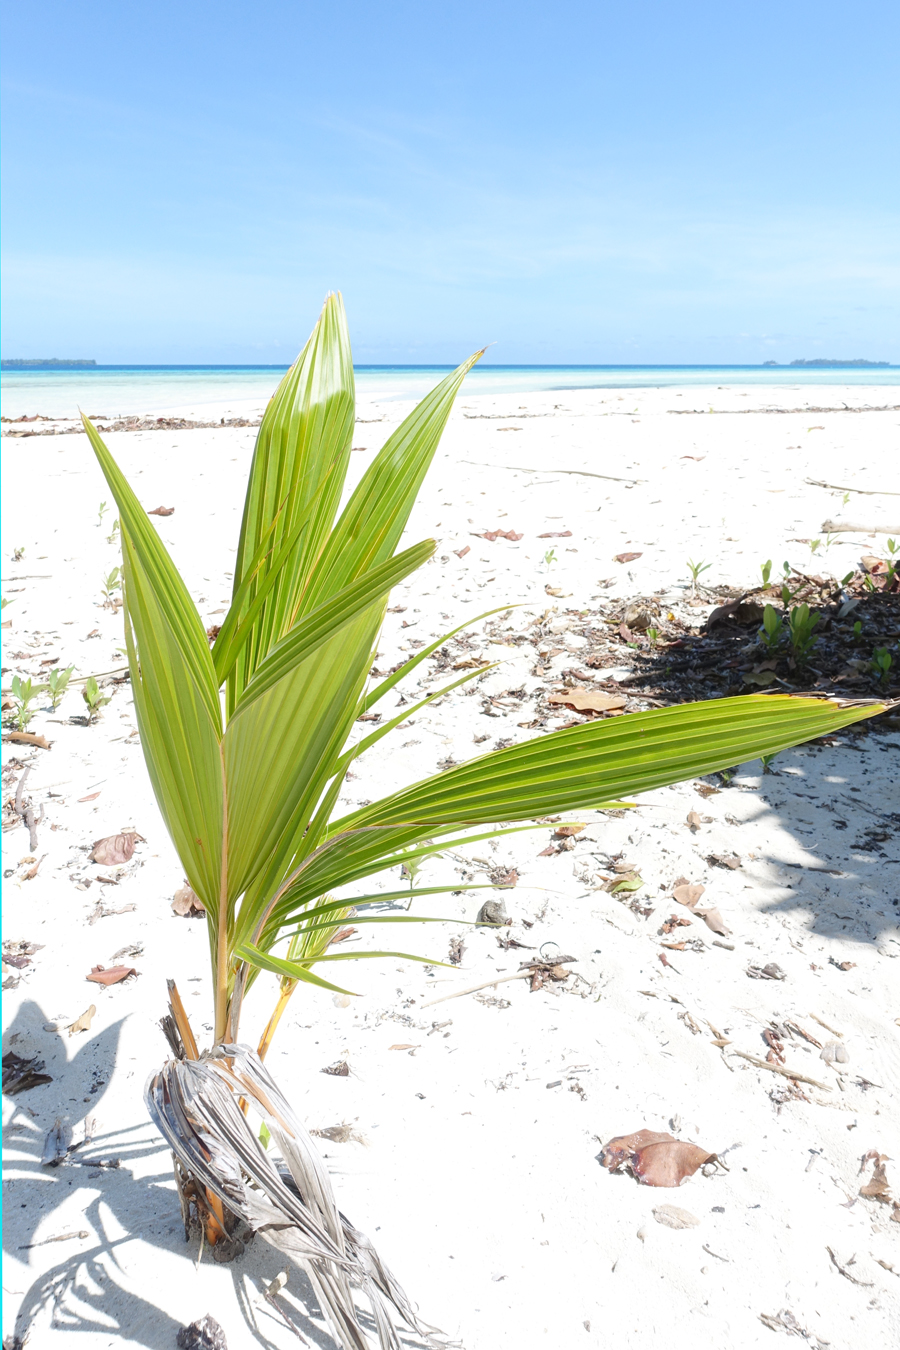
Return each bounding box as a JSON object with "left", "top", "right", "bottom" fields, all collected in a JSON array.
[
  {"left": 388, "top": 1043, "right": 418, "bottom": 1051},
  {"left": 544, "top": 586, "right": 567, "bottom": 597},
  {"left": 147, "top": 505, "right": 175, "bottom": 516},
  {"left": 747, "top": 962, "right": 786, "bottom": 980},
  {"left": 699, "top": 907, "right": 731, "bottom": 936},
  {"left": 171, "top": 883, "right": 205, "bottom": 917},
  {"left": 599, "top": 1130, "right": 717, "bottom": 1187},
  {"left": 537, "top": 530, "right": 573, "bottom": 538},
  {"left": 79, "top": 792, "right": 101, "bottom": 803},
  {"left": 694, "top": 783, "right": 719, "bottom": 799},
  {"left": 3, "top": 731, "right": 51, "bottom": 749},
  {"left": 454, "top": 545, "right": 471, "bottom": 559},
  {"left": 478, "top": 529, "right": 523, "bottom": 542},
  {"left": 742, "top": 669, "right": 778, "bottom": 687},
  {"left": 66, "top": 1005, "right": 97, "bottom": 1036},
  {"left": 89, "top": 831, "right": 144, "bottom": 865},
  {"left": 547, "top": 688, "right": 627, "bottom": 714},
  {"left": 553, "top": 824, "right": 584, "bottom": 838},
  {"left": 614, "top": 551, "right": 642, "bottom": 564},
  {"left": 2, "top": 1052, "right": 52, "bottom": 1094},
  {"left": 653, "top": 1204, "right": 700, "bottom": 1229},
  {"left": 453, "top": 656, "right": 489, "bottom": 669},
  {"left": 86, "top": 964, "right": 137, "bottom": 986},
  {"left": 329, "top": 926, "right": 357, "bottom": 945},
  {"left": 673, "top": 883, "right": 706, "bottom": 908},
  {"left": 686, "top": 810, "right": 702, "bottom": 832},
  {"left": 679, "top": 455, "right": 706, "bottom": 462},
  {"left": 707, "top": 852, "right": 741, "bottom": 870},
  {"left": 23, "top": 854, "right": 47, "bottom": 880}
]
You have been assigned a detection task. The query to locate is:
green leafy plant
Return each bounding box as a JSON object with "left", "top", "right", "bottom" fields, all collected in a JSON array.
[
  {"left": 760, "top": 559, "right": 772, "bottom": 587},
  {"left": 107, "top": 516, "right": 121, "bottom": 545},
  {"left": 885, "top": 538, "right": 898, "bottom": 586},
  {"left": 82, "top": 294, "right": 889, "bottom": 1343},
  {"left": 98, "top": 500, "right": 109, "bottom": 526},
  {"left": 543, "top": 547, "right": 557, "bottom": 569},
  {"left": 808, "top": 538, "right": 821, "bottom": 558},
  {"left": 82, "top": 674, "right": 112, "bottom": 722},
  {"left": 8, "top": 675, "right": 44, "bottom": 730},
  {"left": 853, "top": 620, "right": 863, "bottom": 640},
  {"left": 46, "top": 663, "right": 75, "bottom": 710},
  {"left": 788, "top": 603, "right": 820, "bottom": 663},
  {"left": 759, "top": 603, "right": 783, "bottom": 653},
  {"left": 686, "top": 558, "right": 711, "bottom": 592},
  {"left": 871, "top": 647, "right": 893, "bottom": 685},
  {"left": 101, "top": 566, "right": 122, "bottom": 600}
]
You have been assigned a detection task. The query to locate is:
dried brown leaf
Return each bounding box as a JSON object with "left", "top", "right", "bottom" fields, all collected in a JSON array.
[
  {"left": 547, "top": 688, "right": 627, "bottom": 713},
  {"left": 537, "top": 530, "right": 572, "bottom": 538},
  {"left": 3, "top": 731, "right": 51, "bottom": 749},
  {"left": 172, "top": 884, "right": 205, "bottom": 916},
  {"left": 147, "top": 505, "right": 175, "bottom": 516},
  {"left": 614, "top": 551, "right": 643, "bottom": 564},
  {"left": 90, "top": 831, "right": 144, "bottom": 865},
  {"left": 686, "top": 810, "right": 702, "bottom": 832},
  {"left": 699, "top": 907, "right": 731, "bottom": 936},
  {"left": 599, "top": 1130, "right": 716, "bottom": 1187},
  {"left": 66, "top": 1004, "right": 97, "bottom": 1036},
  {"left": 673, "top": 883, "right": 706, "bottom": 909},
  {"left": 86, "top": 964, "right": 137, "bottom": 986}
]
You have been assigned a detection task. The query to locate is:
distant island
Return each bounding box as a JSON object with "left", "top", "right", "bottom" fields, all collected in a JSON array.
[
  {"left": 1, "top": 358, "right": 97, "bottom": 369},
  {"left": 762, "top": 358, "right": 890, "bottom": 368}
]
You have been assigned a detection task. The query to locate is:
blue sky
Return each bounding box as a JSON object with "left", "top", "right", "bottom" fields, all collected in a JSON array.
[{"left": 2, "top": 0, "right": 898, "bottom": 363}]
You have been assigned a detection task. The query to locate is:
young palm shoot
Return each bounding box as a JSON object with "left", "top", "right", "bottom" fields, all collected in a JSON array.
[{"left": 84, "top": 293, "right": 892, "bottom": 1350}]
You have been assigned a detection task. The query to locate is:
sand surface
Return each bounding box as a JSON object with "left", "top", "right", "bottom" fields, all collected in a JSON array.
[{"left": 3, "top": 383, "right": 899, "bottom": 1349}]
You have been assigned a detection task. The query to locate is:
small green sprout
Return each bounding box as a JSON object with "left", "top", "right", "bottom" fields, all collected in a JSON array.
[
  {"left": 98, "top": 501, "right": 108, "bottom": 526},
  {"left": 82, "top": 675, "right": 112, "bottom": 723},
  {"left": 107, "top": 517, "right": 121, "bottom": 545},
  {"left": 871, "top": 647, "right": 893, "bottom": 684},
  {"left": 840, "top": 571, "right": 855, "bottom": 587},
  {"left": 808, "top": 539, "right": 821, "bottom": 557},
  {"left": 759, "top": 604, "right": 783, "bottom": 652},
  {"left": 760, "top": 559, "right": 773, "bottom": 587},
  {"left": 46, "top": 664, "right": 75, "bottom": 710},
  {"left": 852, "top": 620, "right": 862, "bottom": 639},
  {"left": 760, "top": 751, "right": 778, "bottom": 773},
  {"left": 543, "top": 548, "right": 557, "bottom": 570},
  {"left": 9, "top": 675, "right": 45, "bottom": 730},
  {"left": 788, "top": 603, "right": 820, "bottom": 662},
  {"left": 687, "top": 558, "right": 711, "bottom": 592},
  {"left": 101, "top": 566, "right": 122, "bottom": 601},
  {"left": 646, "top": 627, "right": 659, "bottom": 645}
]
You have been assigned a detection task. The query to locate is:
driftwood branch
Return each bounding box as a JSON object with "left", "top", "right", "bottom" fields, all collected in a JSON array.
[
  {"left": 807, "top": 478, "right": 900, "bottom": 497},
  {"left": 821, "top": 519, "right": 899, "bottom": 535},
  {"left": 730, "top": 1049, "right": 831, "bottom": 1090}
]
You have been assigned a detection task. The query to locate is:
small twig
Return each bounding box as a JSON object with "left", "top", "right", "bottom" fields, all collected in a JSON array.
[
  {"left": 826, "top": 1246, "right": 873, "bottom": 1287},
  {"left": 807, "top": 478, "right": 900, "bottom": 497},
  {"left": 459, "top": 459, "right": 643, "bottom": 485},
  {"left": 730, "top": 1050, "right": 830, "bottom": 1090},
  {"left": 18, "top": 1230, "right": 89, "bottom": 1249},
  {"left": 421, "top": 971, "right": 532, "bottom": 1008},
  {"left": 264, "top": 1285, "right": 311, "bottom": 1344},
  {"left": 702, "top": 1243, "right": 730, "bottom": 1262},
  {"left": 809, "top": 1012, "right": 843, "bottom": 1038}
]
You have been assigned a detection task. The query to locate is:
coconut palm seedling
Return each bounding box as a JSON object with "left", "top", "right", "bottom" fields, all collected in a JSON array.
[
  {"left": 101, "top": 565, "right": 122, "bottom": 602},
  {"left": 788, "top": 603, "right": 820, "bottom": 663},
  {"left": 8, "top": 675, "right": 44, "bottom": 731},
  {"left": 82, "top": 674, "right": 112, "bottom": 722},
  {"left": 82, "top": 294, "right": 891, "bottom": 1349},
  {"left": 686, "top": 557, "right": 711, "bottom": 593},
  {"left": 759, "top": 603, "right": 783, "bottom": 653},
  {"left": 46, "top": 663, "right": 75, "bottom": 710},
  {"left": 871, "top": 647, "right": 893, "bottom": 685}
]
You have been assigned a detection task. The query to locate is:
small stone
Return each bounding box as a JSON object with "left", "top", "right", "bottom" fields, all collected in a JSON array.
[
  {"left": 176, "top": 1315, "right": 227, "bottom": 1349},
  {"left": 652, "top": 1205, "right": 700, "bottom": 1230},
  {"left": 476, "top": 898, "right": 509, "bottom": 926}
]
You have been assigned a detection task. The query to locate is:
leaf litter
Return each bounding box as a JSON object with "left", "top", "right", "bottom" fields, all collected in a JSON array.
[{"left": 598, "top": 1129, "right": 719, "bottom": 1187}]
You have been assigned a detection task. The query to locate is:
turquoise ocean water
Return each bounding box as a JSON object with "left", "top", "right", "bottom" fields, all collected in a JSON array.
[{"left": 2, "top": 364, "right": 899, "bottom": 421}]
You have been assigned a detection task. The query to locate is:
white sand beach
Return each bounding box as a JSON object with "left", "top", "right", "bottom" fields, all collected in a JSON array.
[{"left": 3, "top": 383, "right": 899, "bottom": 1349}]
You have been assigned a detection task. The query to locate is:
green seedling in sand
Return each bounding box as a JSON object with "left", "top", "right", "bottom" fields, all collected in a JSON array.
[
  {"left": 80, "top": 293, "right": 891, "bottom": 1338},
  {"left": 101, "top": 566, "right": 121, "bottom": 600},
  {"left": 871, "top": 647, "right": 893, "bottom": 685},
  {"left": 8, "top": 675, "right": 44, "bottom": 731},
  {"left": 82, "top": 675, "right": 112, "bottom": 722},
  {"left": 788, "top": 603, "right": 820, "bottom": 662},
  {"left": 107, "top": 517, "right": 120, "bottom": 545},
  {"left": 760, "top": 751, "right": 778, "bottom": 773},
  {"left": 853, "top": 620, "right": 863, "bottom": 640},
  {"left": 46, "top": 664, "right": 75, "bottom": 710},
  {"left": 646, "top": 627, "right": 659, "bottom": 645},
  {"left": 12, "top": 546, "right": 24, "bottom": 562},
  {"left": 808, "top": 539, "right": 821, "bottom": 558},
  {"left": 759, "top": 603, "right": 783, "bottom": 653},
  {"left": 686, "top": 558, "right": 711, "bottom": 593},
  {"left": 760, "top": 559, "right": 773, "bottom": 588},
  {"left": 543, "top": 547, "right": 557, "bottom": 570},
  {"left": 98, "top": 500, "right": 109, "bottom": 526}
]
